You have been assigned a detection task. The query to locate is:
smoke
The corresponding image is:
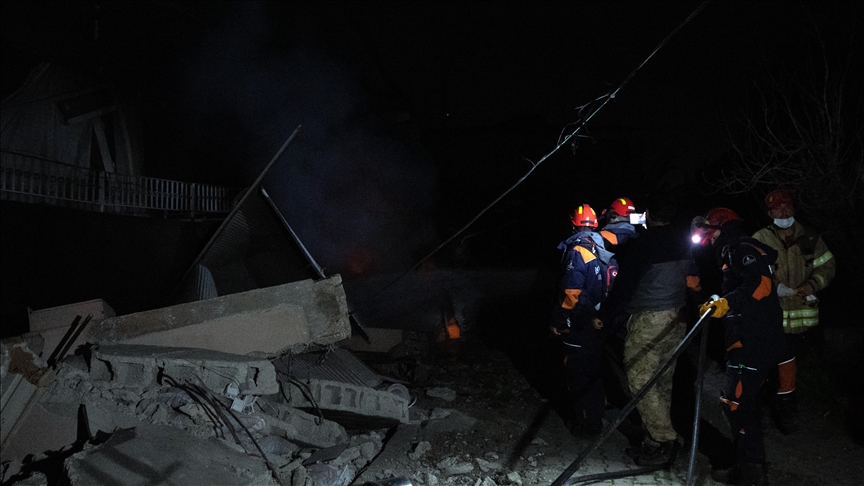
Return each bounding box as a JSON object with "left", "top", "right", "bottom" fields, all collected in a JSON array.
[{"left": 157, "top": 2, "right": 439, "bottom": 277}]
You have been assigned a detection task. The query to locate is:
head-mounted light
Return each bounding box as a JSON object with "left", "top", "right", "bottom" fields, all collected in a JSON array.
[{"left": 690, "top": 215, "right": 721, "bottom": 245}]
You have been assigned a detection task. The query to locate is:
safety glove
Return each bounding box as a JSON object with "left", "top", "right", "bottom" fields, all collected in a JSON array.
[{"left": 699, "top": 295, "right": 730, "bottom": 318}]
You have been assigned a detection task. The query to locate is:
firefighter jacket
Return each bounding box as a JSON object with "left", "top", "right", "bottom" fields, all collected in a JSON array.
[
  {"left": 716, "top": 223, "right": 784, "bottom": 353},
  {"left": 551, "top": 230, "right": 613, "bottom": 340},
  {"left": 596, "top": 224, "right": 701, "bottom": 324},
  {"left": 752, "top": 221, "right": 835, "bottom": 334}
]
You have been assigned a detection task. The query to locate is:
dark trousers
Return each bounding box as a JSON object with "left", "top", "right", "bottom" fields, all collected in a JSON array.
[
  {"left": 723, "top": 348, "right": 776, "bottom": 463},
  {"left": 562, "top": 325, "right": 606, "bottom": 427}
]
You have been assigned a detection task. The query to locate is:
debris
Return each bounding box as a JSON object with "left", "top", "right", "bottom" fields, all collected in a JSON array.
[{"left": 426, "top": 387, "right": 456, "bottom": 402}]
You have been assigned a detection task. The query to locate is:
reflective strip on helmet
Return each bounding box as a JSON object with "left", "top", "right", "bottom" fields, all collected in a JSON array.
[
  {"left": 812, "top": 250, "right": 833, "bottom": 268},
  {"left": 783, "top": 308, "right": 819, "bottom": 329}
]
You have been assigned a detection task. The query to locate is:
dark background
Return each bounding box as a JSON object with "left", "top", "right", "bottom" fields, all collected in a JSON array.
[{"left": 2, "top": 1, "right": 861, "bottom": 333}]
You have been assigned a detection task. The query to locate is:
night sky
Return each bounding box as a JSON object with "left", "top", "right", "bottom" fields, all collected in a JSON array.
[{"left": 2, "top": 1, "right": 862, "bottom": 276}]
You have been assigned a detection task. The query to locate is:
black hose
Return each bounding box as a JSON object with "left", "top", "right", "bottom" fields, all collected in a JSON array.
[
  {"left": 550, "top": 308, "right": 714, "bottom": 486},
  {"left": 568, "top": 464, "right": 664, "bottom": 484},
  {"left": 686, "top": 316, "right": 711, "bottom": 485}
]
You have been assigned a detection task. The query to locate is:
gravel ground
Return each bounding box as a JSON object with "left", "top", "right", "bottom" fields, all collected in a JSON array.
[{"left": 356, "top": 326, "right": 864, "bottom": 486}]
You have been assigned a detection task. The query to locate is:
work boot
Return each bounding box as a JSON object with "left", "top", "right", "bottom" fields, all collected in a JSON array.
[
  {"left": 627, "top": 438, "right": 681, "bottom": 467},
  {"left": 772, "top": 393, "right": 799, "bottom": 435},
  {"left": 710, "top": 463, "right": 741, "bottom": 484},
  {"left": 738, "top": 462, "right": 769, "bottom": 486}
]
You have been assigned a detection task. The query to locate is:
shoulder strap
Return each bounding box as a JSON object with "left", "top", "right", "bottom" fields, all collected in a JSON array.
[{"left": 573, "top": 234, "right": 597, "bottom": 252}]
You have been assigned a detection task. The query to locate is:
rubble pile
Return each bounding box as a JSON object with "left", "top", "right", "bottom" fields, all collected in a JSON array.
[
  {"left": 3, "top": 338, "right": 402, "bottom": 486},
  {"left": 4, "top": 274, "right": 569, "bottom": 486},
  {"left": 1, "top": 278, "right": 411, "bottom": 486}
]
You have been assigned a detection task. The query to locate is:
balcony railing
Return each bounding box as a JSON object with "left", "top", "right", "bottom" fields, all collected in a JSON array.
[{"left": 1, "top": 151, "right": 239, "bottom": 217}]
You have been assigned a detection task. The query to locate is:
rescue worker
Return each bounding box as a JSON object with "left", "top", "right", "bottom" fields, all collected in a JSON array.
[
  {"left": 596, "top": 197, "right": 641, "bottom": 338},
  {"left": 751, "top": 188, "right": 835, "bottom": 434},
  {"left": 550, "top": 204, "right": 614, "bottom": 436},
  {"left": 599, "top": 197, "right": 641, "bottom": 252},
  {"left": 595, "top": 197, "right": 641, "bottom": 410},
  {"left": 694, "top": 208, "right": 784, "bottom": 486},
  {"left": 593, "top": 192, "right": 701, "bottom": 467}
]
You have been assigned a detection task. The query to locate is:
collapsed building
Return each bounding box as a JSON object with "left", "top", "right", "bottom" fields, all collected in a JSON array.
[
  {"left": 0, "top": 151, "right": 438, "bottom": 485},
  {"left": 0, "top": 77, "right": 435, "bottom": 483}
]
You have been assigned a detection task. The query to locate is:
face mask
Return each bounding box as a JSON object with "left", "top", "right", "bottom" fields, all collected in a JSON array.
[{"left": 773, "top": 217, "right": 795, "bottom": 229}]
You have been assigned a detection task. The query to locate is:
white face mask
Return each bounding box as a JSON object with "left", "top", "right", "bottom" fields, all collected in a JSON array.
[{"left": 773, "top": 217, "right": 795, "bottom": 229}]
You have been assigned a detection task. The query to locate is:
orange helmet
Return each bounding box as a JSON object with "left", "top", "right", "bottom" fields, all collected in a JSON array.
[
  {"left": 603, "top": 197, "right": 636, "bottom": 217},
  {"left": 571, "top": 204, "right": 599, "bottom": 228},
  {"left": 705, "top": 207, "right": 742, "bottom": 227},
  {"left": 691, "top": 207, "right": 741, "bottom": 245}
]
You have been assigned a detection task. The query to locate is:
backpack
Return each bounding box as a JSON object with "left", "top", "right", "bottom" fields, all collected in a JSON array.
[{"left": 572, "top": 235, "right": 617, "bottom": 298}]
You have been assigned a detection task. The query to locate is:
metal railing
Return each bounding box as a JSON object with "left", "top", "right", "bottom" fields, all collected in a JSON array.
[{"left": 0, "top": 151, "right": 239, "bottom": 217}]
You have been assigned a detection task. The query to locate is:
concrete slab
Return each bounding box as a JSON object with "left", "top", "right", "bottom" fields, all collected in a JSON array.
[
  {"left": 27, "top": 299, "right": 115, "bottom": 333},
  {"left": 254, "top": 399, "right": 349, "bottom": 448},
  {"left": 64, "top": 423, "right": 276, "bottom": 486},
  {"left": 78, "top": 277, "right": 350, "bottom": 357},
  {"left": 1, "top": 338, "right": 54, "bottom": 452},
  {"left": 0, "top": 393, "right": 78, "bottom": 476},
  {"left": 280, "top": 378, "right": 409, "bottom": 430},
  {"left": 90, "top": 344, "right": 278, "bottom": 396}
]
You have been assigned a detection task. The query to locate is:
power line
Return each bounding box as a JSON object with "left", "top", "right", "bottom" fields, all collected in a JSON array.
[{"left": 350, "top": 1, "right": 713, "bottom": 316}]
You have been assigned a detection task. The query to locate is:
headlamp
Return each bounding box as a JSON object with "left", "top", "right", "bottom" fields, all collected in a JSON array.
[{"left": 690, "top": 215, "right": 721, "bottom": 246}]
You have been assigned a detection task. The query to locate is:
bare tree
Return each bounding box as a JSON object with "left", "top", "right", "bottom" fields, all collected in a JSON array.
[{"left": 712, "top": 34, "right": 863, "bottom": 237}]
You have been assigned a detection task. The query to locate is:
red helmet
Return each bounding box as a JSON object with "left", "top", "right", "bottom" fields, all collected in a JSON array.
[
  {"left": 691, "top": 208, "right": 741, "bottom": 245},
  {"left": 705, "top": 207, "right": 742, "bottom": 227},
  {"left": 571, "top": 204, "right": 599, "bottom": 228},
  {"left": 603, "top": 197, "right": 636, "bottom": 217},
  {"left": 765, "top": 188, "right": 794, "bottom": 211}
]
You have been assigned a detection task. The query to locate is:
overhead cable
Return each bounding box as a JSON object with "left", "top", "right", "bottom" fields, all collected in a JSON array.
[{"left": 351, "top": 1, "right": 713, "bottom": 316}]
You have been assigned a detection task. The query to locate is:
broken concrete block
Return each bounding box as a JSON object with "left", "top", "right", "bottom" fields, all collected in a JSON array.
[
  {"left": 1, "top": 338, "right": 53, "bottom": 451},
  {"left": 90, "top": 344, "right": 278, "bottom": 396},
  {"left": 436, "top": 457, "right": 475, "bottom": 476},
  {"left": 24, "top": 299, "right": 115, "bottom": 362},
  {"left": 28, "top": 298, "right": 116, "bottom": 333},
  {"left": 281, "top": 378, "right": 409, "bottom": 430},
  {"left": 79, "top": 277, "right": 350, "bottom": 357},
  {"left": 64, "top": 423, "right": 275, "bottom": 486},
  {"left": 253, "top": 399, "right": 348, "bottom": 448}
]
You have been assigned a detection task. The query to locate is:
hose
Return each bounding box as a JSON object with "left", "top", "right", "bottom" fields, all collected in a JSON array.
[{"left": 550, "top": 307, "right": 715, "bottom": 486}]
